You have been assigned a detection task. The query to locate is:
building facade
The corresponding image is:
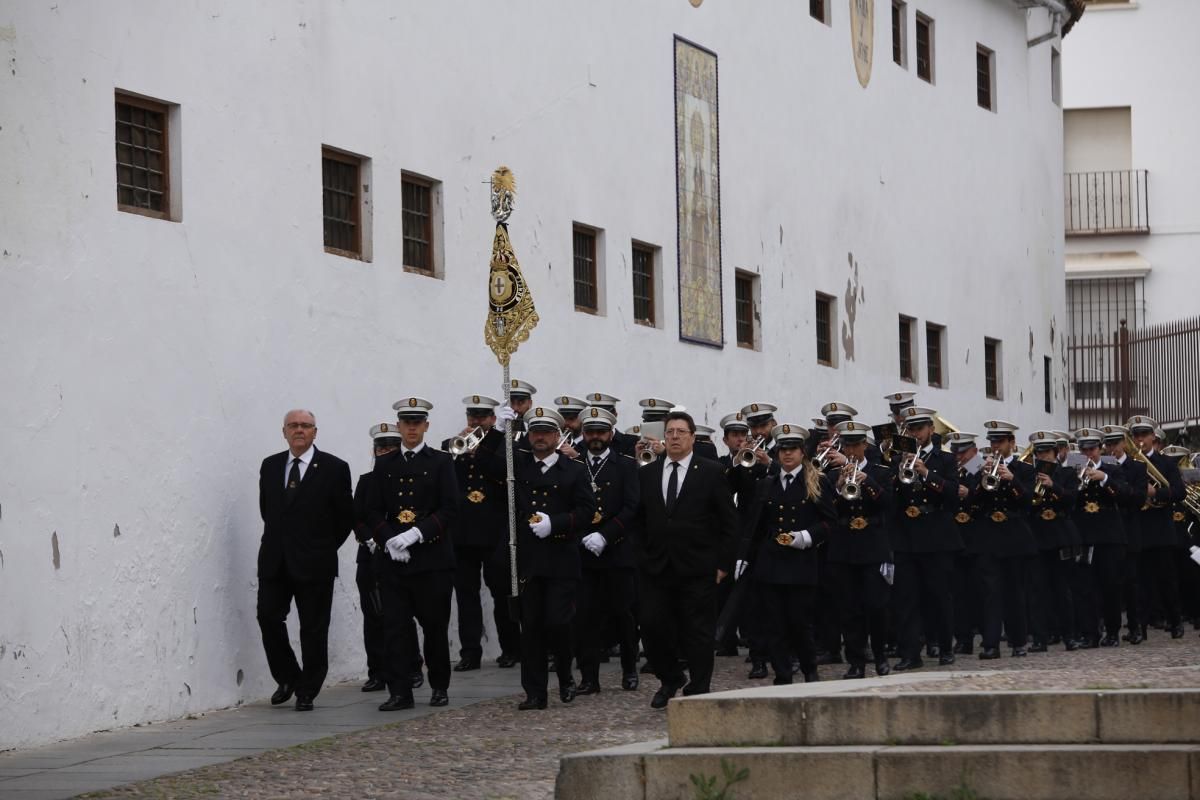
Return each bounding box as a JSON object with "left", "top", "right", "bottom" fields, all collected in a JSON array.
[{"left": 0, "top": 0, "right": 1070, "bottom": 747}]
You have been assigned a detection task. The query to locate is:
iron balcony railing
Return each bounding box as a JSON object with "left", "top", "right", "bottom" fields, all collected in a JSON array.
[{"left": 1064, "top": 169, "right": 1150, "bottom": 236}]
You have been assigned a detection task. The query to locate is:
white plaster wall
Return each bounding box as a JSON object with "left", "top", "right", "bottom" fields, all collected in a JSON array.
[
  {"left": 1062, "top": 1, "right": 1200, "bottom": 323},
  {"left": 0, "top": 0, "right": 1065, "bottom": 748}
]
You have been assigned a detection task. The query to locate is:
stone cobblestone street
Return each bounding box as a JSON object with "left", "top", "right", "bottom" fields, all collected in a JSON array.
[{"left": 78, "top": 631, "right": 1200, "bottom": 800}]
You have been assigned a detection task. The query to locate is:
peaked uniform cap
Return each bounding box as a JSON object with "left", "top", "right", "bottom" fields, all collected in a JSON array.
[
  {"left": 370, "top": 422, "right": 404, "bottom": 440},
  {"left": 719, "top": 412, "right": 750, "bottom": 432},
  {"left": 740, "top": 402, "right": 778, "bottom": 422},
  {"left": 462, "top": 394, "right": 500, "bottom": 411},
  {"left": 983, "top": 419, "right": 1019, "bottom": 438},
  {"left": 579, "top": 406, "right": 617, "bottom": 429},
  {"left": 900, "top": 406, "right": 937, "bottom": 425},
  {"left": 392, "top": 397, "right": 433, "bottom": 419},
  {"left": 1074, "top": 428, "right": 1104, "bottom": 446},
  {"left": 553, "top": 395, "right": 588, "bottom": 412},
  {"left": 524, "top": 407, "right": 565, "bottom": 430},
  {"left": 821, "top": 401, "right": 859, "bottom": 419},
  {"left": 771, "top": 423, "right": 809, "bottom": 446},
  {"left": 508, "top": 379, "right": 537, "bottom": 398}
]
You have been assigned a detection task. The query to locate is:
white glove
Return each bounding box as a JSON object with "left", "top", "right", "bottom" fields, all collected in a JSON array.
[
  {"left": 393, "top": 547, "right": 411, "bottom": 563},
  {"left": 582, "top": 532, "right": 607, "bottom": 556},
  {"left": 495, "top": 405, "right": 517, "bottom": 433},
  {"left": 396, "top": 528, "right": 423, "bottom": 549},
  {"left": 786, "top": 530, "right": 813, "bottom": 550},
  {"left": 366, "top": 539, "right": 377, "bottom": 555},
  {"left": 734, "top": 559, "right": 749, "bottom": 581},
  {"left": 880, "top": 562, "right": 895, "bottom": 585},
  {"left": 385, "top": 534, "right": 406, "bottom": 559},
  {"left": 529, "top": 511, "right": 552, "bottom": 539}
]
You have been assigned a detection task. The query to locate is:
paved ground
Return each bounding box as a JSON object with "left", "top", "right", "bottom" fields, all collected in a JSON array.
[{"left": 4, "top": 631, "right": 1199, "bottom": 800}]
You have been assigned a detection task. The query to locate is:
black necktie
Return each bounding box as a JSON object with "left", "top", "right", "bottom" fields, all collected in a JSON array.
[
  {"left": 405, "top": 451, "right": 415, "bottom": 462},
  {"left": 666, "top": 462, "right": 680, "bottom": 510},
  {"left": 784, "top": 473, "right": 793, "bottom": 490},
  {"left": 287, "top": 458, "right": 301, "bottom": 492},
  {"left": 592, "top": 457, "right": 602, "bottom": 468},
  {"left": 540, "top": 461, "right": 549, "bottom": 474}
]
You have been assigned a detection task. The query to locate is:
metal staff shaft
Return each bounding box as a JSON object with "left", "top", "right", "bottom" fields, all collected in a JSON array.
[{"left": 503, "top": 364, "right": 520, "bottom": 619}]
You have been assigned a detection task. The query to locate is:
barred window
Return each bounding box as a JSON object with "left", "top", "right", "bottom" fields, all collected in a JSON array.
[
  {"left": 735, "top": 272, "right": 756, "bottom": 348},
  {"left": 926, "top": 322, "right": 945, "bottom": 388},
  {"left": 899, "top": 315, "right": 916, "bottom": 382},
  {"left": 892, "top": 1, "right": 907, "bottom": 67},
  {"left": 322, "top": 148, "right": 361, "bottom": 257},
  {"left": 916, "top": 13, "right": 934, "bottom": 83},
  {"left": 810, "top": 0, "right": 828, "bottom": 23},
  {"left": 1044, "top": 356, "right": 1053, "bottom": 413},
  {"left": 632, "top": 243, "right": 655, "bottom": 326},
  {"left": 815, "top": 293, "right": 833, "bottom": 366},
  {"left": 402, "top": 175, "right": 433, "bottom": 273},
  {"left": 573, "top": 227, "right": 598, "bottom": 312},
  {"left": 985, "top": 337, "right": 1002, "bottom": 399},
  {"left": 977, "top": 45, "right": 995, "bottom": 111},
  {"left": 115, "top": 94, "right": 169, "bottom": 218}
]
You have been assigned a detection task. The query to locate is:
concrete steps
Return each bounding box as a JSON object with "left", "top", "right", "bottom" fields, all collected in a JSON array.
[{"left": 556, "top": 679, "right": 1200, "bottom": 800}]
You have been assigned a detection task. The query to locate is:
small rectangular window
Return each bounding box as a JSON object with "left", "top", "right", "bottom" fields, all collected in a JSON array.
[
  {"left": 735, "top": 271, "right": 759, "bottom": 349},
  {"left": 115, "top": 92, "right": 174, "bottom": 220},
  {"left": 1044, "top": 356, "right": 1053, "bottom": 413},
  {"left": 977, "top": 45, "right": 995, "bottom": 111},
  {"left": 632, "top": 242, "right": 656, "bottom": 326},
  {"left": 810, "top": 0, "right": 829, "bottom": 24},
  {"left": 322, "top": 148, "right": 363, "bottom": 258},
  {"left": 899, "top": 315, "right": 916, "bottom": 382},
  {"left": 815, "top": 293, "right": 834, "bottom": 366},
  {"left": 401, "top": 174, "right": 435, "bottom": 274},
  {"left": 926, "top": 322, "right": 945, "bottom": 388},
  {"left": 915, "top": 13, "right": 934, "bottom": 83},
  {"left": 1051, "top": 47, "right": 1062, "bottom": 107},
  {"left": 573, "top": 226, "right": 599, "bottom": 313},
  {"left": 985, "top": 337, "right": 1003, "bottom": 399},
  {"left": 892, "top": 1, "right": 908, "bottom": 68}
]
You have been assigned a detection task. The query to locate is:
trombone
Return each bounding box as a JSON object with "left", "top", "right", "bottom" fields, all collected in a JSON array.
[
  {"left": 840, "top": 458, "right": 864, "bottom": 500},
  {"left": 813, "top": 435, "right": 841, "bottom": 469},
  {"left": 1123, "top": 434, "right": 1170, "bottom": 505},
  {"left": 449, "top": 427, "right": 485, "bottom": 457},
  {"left": 735, "top": 435, "right": 767, "bottom": 468}
]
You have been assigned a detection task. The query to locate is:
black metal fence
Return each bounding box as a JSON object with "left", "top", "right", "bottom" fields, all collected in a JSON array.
[{"left": 1064, "top": 169, "right": 1150, "bottom": 236}]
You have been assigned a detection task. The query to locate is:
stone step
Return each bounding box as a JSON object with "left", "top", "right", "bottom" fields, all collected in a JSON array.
[
  {"left": 667, "top": 686, "right": 1200, "bottom": 747},
  {"left": 556, "top": 740, "right": 1200, "bottom": 800}
]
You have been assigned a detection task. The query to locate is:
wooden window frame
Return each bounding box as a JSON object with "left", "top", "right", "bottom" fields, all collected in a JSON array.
[
  {"left": 815, "top": 292, "right": 834, "bottom": 367},
  {"left": 892, "top": 1, "right": 908, "bottom": 68},
  {"left": 322, "top": 147, "right": 362, "bottom": 259},
  {"left": 985, "top": 337, "right": 1002, "bottom": 400},
  {"left": 915, "top": 12, "right": 934, "bottom": 84},
  {"left": 401, "top": 173, "right": 436, "bottom": 276},
  {"left": 899, "top": 315, "right": 916, "bottom": 383},
  {"left": 810, "top": 0, "right": 830, "bottom": 25},
  {"left": 631, "top": 242, "right": 656, "bottom": 327},
  {"left": 735, "top": 271, "right": 757, "bottom": 350},
  {"left": 573, "top": 226, "right": 599, "bottom": 314},
  {"left": 115, "top": 92, "right": 171, "bottom": 220},
  {"left": 977, "top": 44, "right": 996, "bottom": 111},
  {"left": 926, "top": 322, "right": 945, "bottom": 388}
]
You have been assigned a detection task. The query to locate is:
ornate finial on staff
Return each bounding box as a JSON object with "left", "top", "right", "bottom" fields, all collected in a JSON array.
[{"left": 485, "top": 167, "right": 539, "bottom": 367}]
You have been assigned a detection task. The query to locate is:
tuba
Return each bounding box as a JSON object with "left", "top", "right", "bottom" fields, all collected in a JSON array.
[{"left": 449, "top": 427, "right": 485, "bottom": 457}]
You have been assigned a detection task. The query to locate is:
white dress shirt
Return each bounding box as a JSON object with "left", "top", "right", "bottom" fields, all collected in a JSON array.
[
  {"left": 402, "top": 442, "right": 426, "bottom": 459},
  {"left": 662, "top": 451, "right": 694, "bottom": 503},
  {"left": 284, "top": 445, "right": 315, "bottom": 487},
  {"left": 780, "top": 464, "right": 803, "bottom": 490},
  {"left": 536, "top": 452, "right": 560, "bottom": 472}
]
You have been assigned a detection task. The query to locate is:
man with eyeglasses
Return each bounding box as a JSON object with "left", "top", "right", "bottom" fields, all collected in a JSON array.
[
  {"left": 257, "top": 409, "right": 354, "bottom": 711},
  {"left": 635, "top": 410, "right": 739, "bottom": 709}
]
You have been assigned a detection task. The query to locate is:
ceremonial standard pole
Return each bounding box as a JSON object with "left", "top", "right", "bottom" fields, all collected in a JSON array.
[{"left": 483, "top": 167, "right": 539, "bottom": 620}]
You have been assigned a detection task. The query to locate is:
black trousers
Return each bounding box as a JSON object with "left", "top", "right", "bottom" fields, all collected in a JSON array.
[
  {"left": 256, "top": 571, "right": 334, "bottom": 699},
  {"left": 829, "top": 562, "right": 890, "bottom": 668},
  {"left": 893, "top": 551, "right": 955, "bottom": 659},
  {"left": 378, "top": 567, "right": 454, "bottom": 697},
  {"left": 976, "top": 553, "right": 1030, "bottom": 650},
  {"left": 575, "top": 568, "right": 638, "bottom": 682},
  {"left": 758, "top": 582, "right": 817, "bottom": 682},
  {"left": 1080, "top": 544, "right": 1126, "bottom": 639},
  {"left": 1140, "top": 546, "right": 1182, "bottom": 629},
  {"left": 519, "top": 576, "right": 577, "bottom": 700},
  {"left": 1123, "top": 550, "right": 1143, "bottom": 632},
  {"left": 453, "top": 543, "right": 521, "bottom": 660},
  {"left": 355, "top": 557, "right": 387, "bottom": 680},
  {"left": 714, "top": 575, "right": 740, "bottom": 652},
  {"left": 1028, "top": 549, "right": 1077, "bottom": 644},
  {"left": 639, "top": 567, "right": 717, "bottom": 695},
  {"left": 952, "top": 552, "right": 980, "bottom": 647}
]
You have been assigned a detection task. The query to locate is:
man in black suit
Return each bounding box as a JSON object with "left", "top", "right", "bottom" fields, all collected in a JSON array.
[
  {"left": 257, "top": 409, "right": 354, "bottom": 711},
  {"left": 1071, "top": 428, "right": 1131, "bottom": 648},
  {"left": 512, "top": 406, "right": 595, "bottom": 710},
  {"left": 573, "top": 406, "right": 641, "bottom": 694},
  {"left": 442, "top": 394, "right": 521, "bottom": 672},
  {"left": 1104, "top": 425, "right": 1149, "bottom": 643},
  {"left": 635, "top": 410, "right": 739, "bottom": 709},
  {"left": 361, "top": 397, "right": 459, "bottom": 711}
]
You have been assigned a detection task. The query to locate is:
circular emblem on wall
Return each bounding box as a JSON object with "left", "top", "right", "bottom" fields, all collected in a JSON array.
[{"left": 850, "top": 0, "right": 874, "bottom": 89}]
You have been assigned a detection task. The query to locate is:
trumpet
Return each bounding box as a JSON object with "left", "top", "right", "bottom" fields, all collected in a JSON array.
[
  {"left": 556, "top": 431, "right": 574, "bottom": 452},
  {"left": 1077, "top": 458, "right": 1099, "bottom": 488},
  {"left": 449, "top": 426, "right": 484, "bottom": 457},
  {"left": 813, "top": 435, "right": 841, "bottom": 470},
  {"left": 840, "top": 458, "right": 864, "bottom": 500},
  {"left": 637, "top": 444, "right": 658, "bottom": 466},
  {"left": 735, "top": 435, "right": 767, "bottom": 468},
  {"left": 981, "top": 454, "right": 1003, "bottom": 491},
  {"left": 898, "top": 450, "right": 924, "bottom": 485}
]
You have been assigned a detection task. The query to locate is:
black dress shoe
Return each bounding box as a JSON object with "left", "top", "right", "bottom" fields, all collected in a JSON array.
[
  {"left": 429, "top": 689, "right": 448, "bottom": 707},
  {"left": 748, "top": 661, "right": 769, "bottom": 679},
  {"left": 1064, "top": 638, "right": 1080, "bottom": 651},
  {"left": 496, "top": 653, "right": 520, "bottom": 668},
  {"left": 1048, "top": 634, "right": 1062, "bottom": 645},
  {"left": 715, "top": 645, "right": 739, "bottom": 657},
  {"left": 816, "top": 652, "right": 844, "bottom": 666},
  {"left": 361, "top": 677, "right": 387, "bottom": 692},
  {"left": 295, "top": 695, "right": 314, "bottom": 712},
  {"left": 1077, "top": 636, "right": 1100, "bottom": 649},
  {"left": 518, "top": 696, "right": 547, "bottom": 710},
  {"left": 892, "top": 657, "right": 924, "bottom": 671},
  {"left": 1100, "top": 635, "right": 1120, "bottom": 647},
  {"left": 621, "top": 672, "right": 639, "bottom": 691},
  {"left": 650, "top": 683, "right": 682, "bottom": 709},
  {"left": 379, "top": 694, "right": 414, "bottom": 711},
  {"left": 559, "top": 680, "right": 577, "bottom": 704},
  {"left": 803, "top": 670, "right": 820, "bottom": 683},
  {"left": 875, "top": 661, "right": 891, "bottom": 676},
  {"left": 939, "top": 653, "right": 956, "bottom": 666},
  {"left": 954, "top": 641, "right": 974, "bottom": 655},
  {"left": 453, "top": 657, "right": 481, "bottom": 672},
  {"left": 271, "top": 683, "right": 295, "bottom": 705},
  {"left": 979, "top": 647, "right": 1001, "bottom": 660},
  {"left": 842, "top": 664, "right": 866, "bottom": 680},
  {"left": 1030, "top": 641, "right": 1048, "bottom": 653},
  {"left": 925, "top": 645, "right": 940, "bottom": 659},
  {"left": 1011, "top": 647, "right": 1027, "bottom": 657},
  {"left": 410, "top": 672, "right": 424, "bottom": 689},
  {"left": 547, "top": 655, "right": 557, "bottom": 672},
  {"left": 772, "top": 675, "right": 794, "bottom": 685},
  {"left": 577, "top": 680, "right": 601, "bottom": 695},
  {"left": 1171, "top": 625, "right": 1186, "bottom": 639},
  {"left": 1129, "top": 631, "right": 1145, "bottom": 645}
]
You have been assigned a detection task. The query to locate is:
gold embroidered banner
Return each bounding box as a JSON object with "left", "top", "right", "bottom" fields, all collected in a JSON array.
[{"left": 484, "top": 167, "right": 538, "bottom": 367}]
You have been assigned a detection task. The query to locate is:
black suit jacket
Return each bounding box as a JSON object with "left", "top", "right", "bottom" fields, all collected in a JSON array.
[
  {"left": 576, "top": 451, "right": 640, "bottom": 570},
  {"left": 1117, "top": 456, "right": 1149, "bottom": 552},
  {"left": 1028, "top": 464, "right": 1080, "bottom": 551},
  {"left": 968, "top": 456, "right": 1037, "bottom": 557},
  {"left": 828, "top": 461, "right": 893, "bottom": 565},
  {"left": 258, "top": 447, "right": 354, "bottom": 582},
  {"left": 441, "top": 428, "right": 508, "bottom": 549},
  {"left": 634, "top": 454, "right": 739, "bottom": 578},
  {"left": 738, "top": 467, "right": 836, "bottom": 584},
  {"left": 1141, "top": 451, "right": 1186, "bottom": 548},
  {"left": 361, "top": 446, "right": 459, "bottom": 575},
  {"left": 891, "top": 448, "right": 962, "bottom": 553},
  {"left": 1072, "top": 462, "right": 1129, "bottom": 546},
  {"left": 515, "top": 453, "right": 595, "bottom": 579}
]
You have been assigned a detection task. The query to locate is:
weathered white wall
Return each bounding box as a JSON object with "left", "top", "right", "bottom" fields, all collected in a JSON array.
[
  {"left": 1062, "top": 1, "right": 1200, "bottom": 323},
  {"left": 0, "top": 0, "right": 1065, "bottom": 748}
]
